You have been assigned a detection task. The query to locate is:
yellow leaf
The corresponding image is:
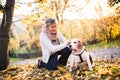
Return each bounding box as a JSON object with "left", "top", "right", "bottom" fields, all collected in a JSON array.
[
  {"left": 28, "top": 3, "right": 32, "bottom": 7},
  {"left": 63, "top": 73, "right": 72, "bottom": 80},
  {"left": 35, "top": 0, "right": 40, "bottom": 2},
  {"left": 57, "top": 66, "right": 67, "bottom": 73},
  {"left": 52, "top": 70, "right": 59, "bottom": 77},
  {"left": 6, "top": 75, "right": 11, "bottom": 80},
  {"left": 43, "top": 0, "right": 48, "bottom": 3},
  {"left": 15, "top": 4, "right": 20, "bottom": 9},
  {"left": 45, "top": 9, "right": 54, "bottom": 17}
]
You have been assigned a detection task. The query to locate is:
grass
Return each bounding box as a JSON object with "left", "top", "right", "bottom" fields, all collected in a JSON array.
[
  {"left": 9, "top": 57, "right": 24, "bottom": 63},
  {"left": 86, "top": 40, "right": 120, "bottom": 50}
]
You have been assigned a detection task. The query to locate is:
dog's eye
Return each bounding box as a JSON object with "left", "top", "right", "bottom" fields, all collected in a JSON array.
[{"left": 74, "top": 42, "right": 77, "bottom": 43}]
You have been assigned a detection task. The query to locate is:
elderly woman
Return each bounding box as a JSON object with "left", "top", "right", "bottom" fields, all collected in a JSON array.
[{"left": 37, "top": 18, "right": 71, "bottom": 70}]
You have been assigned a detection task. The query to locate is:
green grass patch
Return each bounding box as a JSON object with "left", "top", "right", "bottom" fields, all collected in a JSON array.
[
  {"left": 86, "top": 40, "right": 120, "bottom": 50},
  {"left": 9, "top": 57, "right": 24, "bottom": 63}
]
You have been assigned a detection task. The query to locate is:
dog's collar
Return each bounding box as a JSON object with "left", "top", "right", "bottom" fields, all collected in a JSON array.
[
  {"left": 77, "top": 49, "right": 86, "bottom": 56},
  {"left": 75, "top": 46, "right": 86, "bottom": 56}
]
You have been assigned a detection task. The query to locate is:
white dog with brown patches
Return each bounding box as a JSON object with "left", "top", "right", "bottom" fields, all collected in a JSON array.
[{"left": 68, "top": 39, "right": 93, "bottom": 72}]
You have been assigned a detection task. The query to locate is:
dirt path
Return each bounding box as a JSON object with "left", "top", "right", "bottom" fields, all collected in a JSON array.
[
  {"left": 10, "top": 47, "right": 120, "bottom": 66},
  {"left": 90, "top": 47, "right": 120, "bottom": 59}
]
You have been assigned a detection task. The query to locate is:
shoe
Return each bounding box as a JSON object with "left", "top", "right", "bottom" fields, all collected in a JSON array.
[{"left": 37, "top": 59, "right": 42, "bottom": 68}]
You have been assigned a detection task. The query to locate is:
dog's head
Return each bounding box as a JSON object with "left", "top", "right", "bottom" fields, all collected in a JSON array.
[{"left": 69, "top": 39, "right": 85, "bottom": 55}]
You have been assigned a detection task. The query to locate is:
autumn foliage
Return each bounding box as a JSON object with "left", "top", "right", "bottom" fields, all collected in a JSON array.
[
  {"left": 0, "top": 59, "right": 120, "bottom": 80},
  {"left": 8, "top": 0, "right": 120, "bottom": 52}
]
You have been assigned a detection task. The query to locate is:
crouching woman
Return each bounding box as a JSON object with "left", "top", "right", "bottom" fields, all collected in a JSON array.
[{"left": 37, "top": 18, "right": 71, "bottom": 70}]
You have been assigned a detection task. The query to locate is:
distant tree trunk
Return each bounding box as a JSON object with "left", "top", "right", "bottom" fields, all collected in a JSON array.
[
  {"left": 0, "top": 0, "right": 15, "bottom": 70},
  {"left": 92, "top": 28, "right": 96, "bottom": 44},
  {"left": 109, "top": 27, "right": 112, "bottom": 42}
]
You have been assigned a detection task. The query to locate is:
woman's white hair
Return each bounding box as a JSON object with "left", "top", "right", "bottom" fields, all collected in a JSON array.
[{"left": 45, "top": 18, "right": 56, "bottom": 27}]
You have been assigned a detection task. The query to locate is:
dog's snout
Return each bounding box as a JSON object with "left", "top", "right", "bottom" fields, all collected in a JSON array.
[{"left": 69, "top": 45, "right": 72, "bottom": 48}]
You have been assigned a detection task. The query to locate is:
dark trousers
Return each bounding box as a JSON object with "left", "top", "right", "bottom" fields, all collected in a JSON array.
[{"left": 38, "top": 47, "right": 71, "bottom": 70}]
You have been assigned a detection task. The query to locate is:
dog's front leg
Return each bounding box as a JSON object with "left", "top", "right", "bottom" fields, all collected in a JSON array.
[
  {"left": 85, "top": 54, "right": 93, "bottom": 71},
  {"left": 69, "top": 59, "right": 75, "bottom": 72}
]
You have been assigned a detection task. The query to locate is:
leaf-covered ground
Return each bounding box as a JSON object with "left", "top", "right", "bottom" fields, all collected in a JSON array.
[{"left": 0, "top": 59, "right": 120, "bottom": 80}]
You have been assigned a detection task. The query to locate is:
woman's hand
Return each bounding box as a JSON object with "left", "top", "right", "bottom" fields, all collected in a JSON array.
[{"left": 66, "top": 40, "right": 71, "bottom": 46}]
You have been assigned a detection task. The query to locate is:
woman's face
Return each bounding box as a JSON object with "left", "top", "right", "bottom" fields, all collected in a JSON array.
[{"left": 47, "top": 22, "right": 57, "bottom": 34}]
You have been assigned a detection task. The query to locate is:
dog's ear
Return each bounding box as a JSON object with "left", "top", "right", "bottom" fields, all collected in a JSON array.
[
  {"left": 77, "top": 40, "right": 84, "bottom": 51},
  {"left": 82, "top": 41, "right": 86, "bottom": 46}
]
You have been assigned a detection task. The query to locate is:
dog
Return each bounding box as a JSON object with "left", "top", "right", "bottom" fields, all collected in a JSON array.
[{"left": 67, "top": 39, "right": 93, "bottom": 72}]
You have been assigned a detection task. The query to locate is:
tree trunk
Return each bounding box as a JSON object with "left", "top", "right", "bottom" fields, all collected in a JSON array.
[
  {"left": 0, "top": 0, "right": 15, "bottom": 70},
  {"left": 109, "top": 27, "right": 112, "bottom": 42}
]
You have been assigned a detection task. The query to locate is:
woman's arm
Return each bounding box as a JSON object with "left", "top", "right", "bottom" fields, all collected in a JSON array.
[{"left": 40, "top": 32, "right": 67, "bottom": 54}]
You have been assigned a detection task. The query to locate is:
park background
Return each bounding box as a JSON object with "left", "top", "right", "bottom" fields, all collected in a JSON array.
[
  {"left": 7, "top": 0, "right": 120, "bottom": 59},
  {"left": 0, "top": 0, "right": 120, "bottom": 79}
]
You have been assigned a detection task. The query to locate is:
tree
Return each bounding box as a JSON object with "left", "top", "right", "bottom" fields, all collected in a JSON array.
[{"left": 0, "top": 0, "right": 15, "bottom": 70}]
